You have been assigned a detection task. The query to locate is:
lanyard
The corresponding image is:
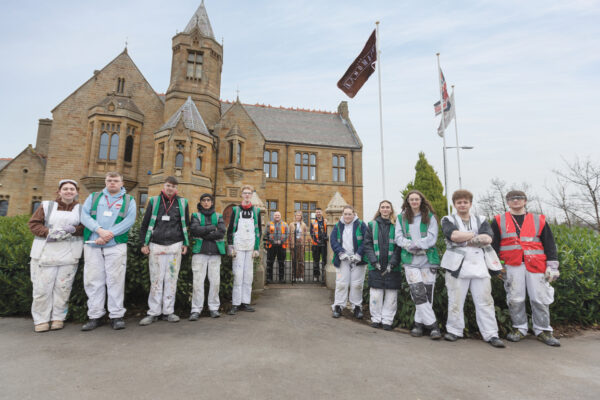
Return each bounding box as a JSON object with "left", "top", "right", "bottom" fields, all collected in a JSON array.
[
  {"left": 510, "top": 214, "right": 523, "bottom": 233},
  {"left": 162, "top": 195, "right": 176, "bottom": 215},
  {"left": 105, "top": 195, "right": 122, "bottom": 210}
]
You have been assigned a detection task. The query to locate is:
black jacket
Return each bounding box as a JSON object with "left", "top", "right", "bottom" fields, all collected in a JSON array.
[
  {"left": 363, "top": 216, "right": 402, "bottom": 289},
  {"left": 140, "top": 193, "right": 190, "bottom": 246},
  {"left": 190, "top": 205, "right": 226, "bottom": 255}
]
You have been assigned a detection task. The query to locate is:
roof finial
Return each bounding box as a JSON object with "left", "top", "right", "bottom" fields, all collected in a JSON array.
[
  {"left": 125, "top": 36, "right": 128, "bottom": 49},
  {"left": 236, "top": 86, "right": 240, "bottom": 102}
]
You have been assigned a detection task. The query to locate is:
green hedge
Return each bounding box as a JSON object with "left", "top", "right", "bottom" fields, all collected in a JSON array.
[
  {"left": 363, "top": 225, "right": 600, "bottom": 336},
  {"left": 0, "top": 215, "right": 237, "bottom": 322}
]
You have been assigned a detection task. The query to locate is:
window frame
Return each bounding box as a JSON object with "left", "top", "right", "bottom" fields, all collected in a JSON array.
[
  {"left": 263, "top": 150, "right": 278, "bottom": 179},
  {"left": 294, "top": 152, "right": 317, "bottom": 181}
]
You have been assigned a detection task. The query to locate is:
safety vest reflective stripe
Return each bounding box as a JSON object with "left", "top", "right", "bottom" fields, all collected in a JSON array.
[
  {"left": 520, "top": 237, "right": 541, "bottom": 242},
  {"left": 524, "top": 249, "right": 545, "bottom": 255},
  {"left": 500, "top": 245, "right": 522, "bottom": 251},
  {"left": 496, "top": 211, "right": 547, "bottom": 272}
]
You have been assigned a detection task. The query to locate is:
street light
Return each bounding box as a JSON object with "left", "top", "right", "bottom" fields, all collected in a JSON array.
[{"left": 445, "top": 146, "right": 474, "bottom": 150}]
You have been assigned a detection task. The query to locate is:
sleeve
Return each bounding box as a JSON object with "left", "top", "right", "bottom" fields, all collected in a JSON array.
[
  {"left": 74, "top": 223, "right": 85, "bottom": 237},
  {"left": 257, "top": 210, "right": 262, "bottom": 239},
  {"left": 111, "top": 198, "right": 137, "bottom": 236},
  {"left": 309, "top": 221, "right": 316, "bottom": 243},
  {"left": 205, "top": 215, "right": 226, "bottom": 241},
  {"left": 362, "top": 223, "right": 377, "bottom": 265},
  {"left": 441, "top": 216, "right": 458, "bottom": 241},
  {"left": 540, "top": 223, "right": 558, "bottom": 261},
  {"left": 281, "top": 223, "right": 289, "bottom": 243},
  {"left": 389, "top": 243, "right": 402, "bottom": 268},
  {"left": 190, "top": 213, "right": 202, "bottom": 237},
  {"left": 491, "top": 218, "right": 501, "bottom": 254},
  {"left": 356, "top": 222, "right": 367, "bottom": 256},
  {"left": 139, "top": 199, "right": 153, "bottom": 244},
  {"left": 263, "top": 223, "right": 271, "bottom": 244},
  {"left": 28, "top": 204, "right": 48, "bottom": 238},
  {"left": 329, "top": 223, "right": 344, "bottom": 255},
  {"left": 416, "top": 216, "right": 439, "bottom": 249},
  {"left": 394, "top": 216, "right": 412, "bottom": 248},
  {"left": 478, "top": 218, "right": 494, "bottom": 238},
  {"left": 226, "top": 209, "right": 235, "bottom": 245},
  {"left": 80, "top": 195, "right": 100, "bottom": 233},
  {"left": 184, "top": 202, "right": 190, "bottom": 234}
]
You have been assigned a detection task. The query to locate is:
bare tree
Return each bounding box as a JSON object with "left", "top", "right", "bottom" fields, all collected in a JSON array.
[
  {"left": 553, "top": 157, "right": 600, "bottom": 231},
  {"left": 478, "top": 178, "right": 541, "bottom": 219},
  {"left": 545, "top": 176, "right": 574, "bottom": 227}
]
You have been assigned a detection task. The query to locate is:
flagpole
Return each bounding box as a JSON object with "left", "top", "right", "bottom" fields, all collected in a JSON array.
[
  {"left": 436, "top": 53, "right": 450, "bottom": 214},
  {"left": 376, "top": 21, "right": 386, "bottom": 199},
  {"left": 451, "top": 85, "right": 463, "bottom": 188}
]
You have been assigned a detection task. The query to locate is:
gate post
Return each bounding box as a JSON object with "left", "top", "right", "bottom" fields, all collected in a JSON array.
[{"left": 325, "top": 192, "right": 349, "bottom": 290}]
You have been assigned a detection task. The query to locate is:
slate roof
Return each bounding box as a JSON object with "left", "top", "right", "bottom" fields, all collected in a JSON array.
[
  {"left": 0, "top": 158, "right": 12, "bottom": 171},
  {"left": 160, "top": 96, "right": 209, "bottom": 135},
  {"left": 184, "top": 1, "right": 215, "bottom": 38},
  {"left": 221, "top": 102, "right": 361, "bottom": 148}
]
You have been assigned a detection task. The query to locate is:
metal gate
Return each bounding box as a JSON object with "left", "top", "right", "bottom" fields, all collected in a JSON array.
[{"left": 265, "top": 245, "right": 327, "bottom": 284}]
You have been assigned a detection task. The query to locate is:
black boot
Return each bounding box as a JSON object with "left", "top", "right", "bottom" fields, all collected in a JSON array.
[
  {"left": 240, "top": 304, "right": 255, "bottom": 312},
  {"left": 332, "top": 306, "right": 342, "bottom": 318},
  {"left": 410, "top": 323, "right": 424, "bottom": 337},
  {"left": 110, "top": 318, "right": 126, "bottom": 330},
  {"left": 228, "top": 306, "right": 238, "bottom": 315},
  {"left": 353, "top": 306, "right": 363, "bottom": 320},
  {"left": 81, "top": 318, "right": 103, "bottom": 331}
]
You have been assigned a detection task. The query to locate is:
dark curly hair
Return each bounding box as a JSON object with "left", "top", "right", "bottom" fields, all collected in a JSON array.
[{"left": 401, "top": 190, "right": 435, "bottom": 224}]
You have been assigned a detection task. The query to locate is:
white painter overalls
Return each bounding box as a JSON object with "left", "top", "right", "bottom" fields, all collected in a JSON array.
[
  {"left": 30, "top": 202, "right": 83, "bottom": 325},
  {"left": 232, "top": 215, "right": 255, "bottom": 306},
  {"left": 442, "top": 215, "right": 500, "bottom": 341},
  {"left": 191, "top": 253, "right": 221, "bottom": 313},
  {"left": 147, "top": 242, "right": 183, "bottom": 316},
  {"left": 332, "top": 218, "right": 366, "bottom": 311}
]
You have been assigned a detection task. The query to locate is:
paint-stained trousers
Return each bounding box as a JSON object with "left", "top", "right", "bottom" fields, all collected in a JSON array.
[
  {"left": 445, "top": 272, "right": 499, "bottom": 342},
  {"left": 405, "top": 266, "right": 438, "bottom": 326},
  {"left": 30, "top": 259, "right": 78, "bottom": 325},
  {"left": 505, "top": 263, "right": 554, "bottom": 336},
  {"left": 191, "top": 254, "right": 221, "bottom": 312},
  {"left": 147, "top": 242, "right": 182, "bottom": 316},
  {"left": 232, "top": 250, "right": 254, "bottom": 306},
  {"left": 369, "top": 288, "right": 398, "bottom": 325},
  {"left": 84, "top": 244, "right": 127, "bottom": 319},
  {"left": 332, "top": 260, "right": 366, "bottom": 310}
]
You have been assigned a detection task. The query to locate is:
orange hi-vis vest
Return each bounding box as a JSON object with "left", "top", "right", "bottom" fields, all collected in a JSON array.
[
  {"left": 495, "top": 212, "right": 547, "bottom": 273},
  {"left": 311, "top": 219, "right": 327, "bottom": 245},
  {"left": 267, "top": 221, "right": 288, "bottom": 249}
]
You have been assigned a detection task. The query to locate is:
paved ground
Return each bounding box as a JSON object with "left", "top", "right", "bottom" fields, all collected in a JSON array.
[{"left": 1, "top": 286, "right": 599, "bottom": 400}]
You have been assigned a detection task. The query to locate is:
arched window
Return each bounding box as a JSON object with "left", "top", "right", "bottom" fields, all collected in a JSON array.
[
  {"left": 109, "top": 134, "right": 119, "bottom": 160},
  {"left": 175, "top": 152, "right": 184, "bottom": 168},
  {"left": 0, "top": 200, "right": 8, "bottom": 216},
  {"left": 195, "top": 156, "right": 202, "bottom": 171},
  {"left": 98, "top": 132, "right": 109, "bottom": 159},
  {"left": 124, "top": 135, "right": 134, "bottom": 162}
]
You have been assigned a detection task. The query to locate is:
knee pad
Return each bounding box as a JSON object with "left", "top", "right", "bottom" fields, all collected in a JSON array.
[{"left": 409, "top": 282, "right": 428, "bottom": 305}]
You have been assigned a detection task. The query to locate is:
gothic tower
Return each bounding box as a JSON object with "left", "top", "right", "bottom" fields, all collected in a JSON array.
[{"left": 164, "top": 1, "right": 223, "bottom": 130}]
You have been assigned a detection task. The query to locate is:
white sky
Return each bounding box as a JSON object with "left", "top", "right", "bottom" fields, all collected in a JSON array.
[{"left": 1, "top": 0, "right": 598, "bottom": 217}]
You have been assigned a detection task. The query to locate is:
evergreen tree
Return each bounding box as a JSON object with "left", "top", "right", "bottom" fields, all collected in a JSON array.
[{"left": 402, "top": 152, "right": 448, "bottom": 218}]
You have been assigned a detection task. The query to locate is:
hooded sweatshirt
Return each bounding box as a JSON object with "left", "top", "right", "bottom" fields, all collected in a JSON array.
[{"left": 190, "top": 203, "right": 226, "bottom": 255}]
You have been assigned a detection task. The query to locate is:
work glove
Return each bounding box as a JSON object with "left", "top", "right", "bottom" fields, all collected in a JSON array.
[
  {"left": 351, "top": 254, "right": 362, "bottom": 263},
  {"left": 545, "top": 261, "right": 560, "bottom": 282},
  {"left": 46, "top": 227, "right": 71, "bottom": 242},
  {"left": 227, "top": 245, "right": 236, "bottom": 258},
  {"left": 407, "top": 242, "right": 421, "bottom": 253},
  {"left": 374, "top": 263, "right": 382, "bottom": 271},
  {"left": 338, "top": 252, "right": 349, "bottom": 261},
  {"left": 61, "top": 225, "right": 76, "bottom": 234},
  {"left": 252, "top": 250, "right": 260, "bottom": 258}
]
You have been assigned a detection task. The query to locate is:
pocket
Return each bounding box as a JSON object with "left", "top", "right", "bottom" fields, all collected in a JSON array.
[{"left": 536, "top": 276, "right": 555, "bottom": 305}]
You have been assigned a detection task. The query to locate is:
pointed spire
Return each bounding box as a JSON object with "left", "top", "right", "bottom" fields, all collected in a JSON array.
[
  {"left": 184, "top": 1, "right": 215, "bottom": 39},
  {"left": 160, "top": 96, "right": 209, "bottom": 135}
]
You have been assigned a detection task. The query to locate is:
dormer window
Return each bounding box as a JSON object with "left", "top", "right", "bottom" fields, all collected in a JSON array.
[
  {"left": 187, "top": 51, "right": 203, "bottom": 80},
  {"left": 116, "top": 77, "right": 125, "bottom": 94}
]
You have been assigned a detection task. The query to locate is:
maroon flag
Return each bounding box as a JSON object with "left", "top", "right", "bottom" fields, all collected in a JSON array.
[{"left": 337, "top": 30, "right": 377, "bottom": 98}]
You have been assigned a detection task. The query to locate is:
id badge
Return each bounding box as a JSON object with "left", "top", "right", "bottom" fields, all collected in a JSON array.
[
  {"left": 103, "top": 211, "right": 113, "bottom": 217},
  {"left": 162, "top": 215, "right": 171, "bottom": 221}
]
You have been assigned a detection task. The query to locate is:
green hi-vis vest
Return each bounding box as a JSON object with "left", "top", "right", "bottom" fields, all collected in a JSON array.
[
  {"left": 143, "top": 196, "right": 189, "bottom": 246},
  {"left": 232, "top": 205, "right": 261, "bottom": 251},
  {"left": 191, "top": 212, "right": 225, "bottom": 255},
  {"left": 400, "top": 213, "right": 440, "bottom": 266},
  {"left": 367, "top": 220, "right": 400, "bottom": 272},
  {"left": 333, "top": 220, "right": 367, "bottom": 265},
  {"left": 83, "top": 192, "right": 134, "bottom": 244}
]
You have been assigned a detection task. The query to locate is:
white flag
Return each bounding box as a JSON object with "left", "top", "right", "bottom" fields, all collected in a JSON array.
[{"left": 437, "top": 91, "right": 455, "bottom": 137}]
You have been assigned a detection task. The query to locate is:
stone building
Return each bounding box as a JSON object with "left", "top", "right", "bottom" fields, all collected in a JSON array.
[{"left": 0, "top": 2, "right": 363, "bottom": 224}]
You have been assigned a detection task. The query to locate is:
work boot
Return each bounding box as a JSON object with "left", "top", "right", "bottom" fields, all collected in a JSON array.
[
  {"left": 382, "top": 324, "right": 393, "bottom": 331},
  {"left": 81, "top": 318, "right": 103, "bottom": 331},
  {"left": 50, "top": 320, "right": 64, "bottom": 331},
  {"left": 332, "top": 306, "right": 342, "bottom": 318},
  {"left": 110, "top": 318, "right": 126, "bottom": 330},
  {"left": 228, "top": 306, "right": 238, "bottom": 315},
  {"left": 506, "top": 330, "right": 526, "bottom": 342},
  {"left": 162, "top": 314, "right": 180, "bottom": 323},
  {"left": 210, "top": 310, "right": 220, "bottom": 318},
  {"left": 353, "top": 306, "right": 363, "bottom": 320},
  {"left": 537, "top": 331, "right": 561, "bottom": 347},
  {"left": 370, "top": 322, "right": 382, "bottom": 329},
  {"left": 240, "top": 304, "right": 255, "bottom": 312},
  {"left": 34, "top": 323, "right": 50, "bottom": 333},
  {"left": 139, "top": 315, "right": 158, "bottom": 326},
  {"left": 444, "top": 332, "right": 458, "bottom": 342},
  {"left": 430, "top": 327, "right": 442, "bottom": 340},
  {"left": 488, "top": 337, "right": 506, "bottom": 348},
  {"left": 410, "top": 323, "right": 424, "bottom": 337}
]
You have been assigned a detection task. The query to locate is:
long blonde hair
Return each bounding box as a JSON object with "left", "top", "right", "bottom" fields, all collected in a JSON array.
[{"left": 373, "top": 200, "right": 397, "bottom": 224}]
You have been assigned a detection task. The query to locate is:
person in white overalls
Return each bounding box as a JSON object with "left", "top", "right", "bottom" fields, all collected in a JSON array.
[
  {"left": 27, "top": 179, "right": 84, "bottom": 332},
  {"left": 440, "top": 190, "right": 505, "bottom": 348},
  {"left": 226, "top": 185, "right": 261, "bottom": 315}
]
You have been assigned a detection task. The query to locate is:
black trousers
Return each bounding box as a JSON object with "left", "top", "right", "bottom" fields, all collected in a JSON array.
[
  {"left": 312, "top": 244, "right": 327, "bottom": 277},
  {"left": 267, "top": 244, "right": 286, "bottom": 281}
]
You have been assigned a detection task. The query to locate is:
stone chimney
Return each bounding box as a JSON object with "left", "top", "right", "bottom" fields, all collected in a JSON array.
[
  {"left": 337, "top": 101, "right": 349, "bottom": 120},
  {"left": 35, "top": 118, "right": 52, "bottom": 156}
]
